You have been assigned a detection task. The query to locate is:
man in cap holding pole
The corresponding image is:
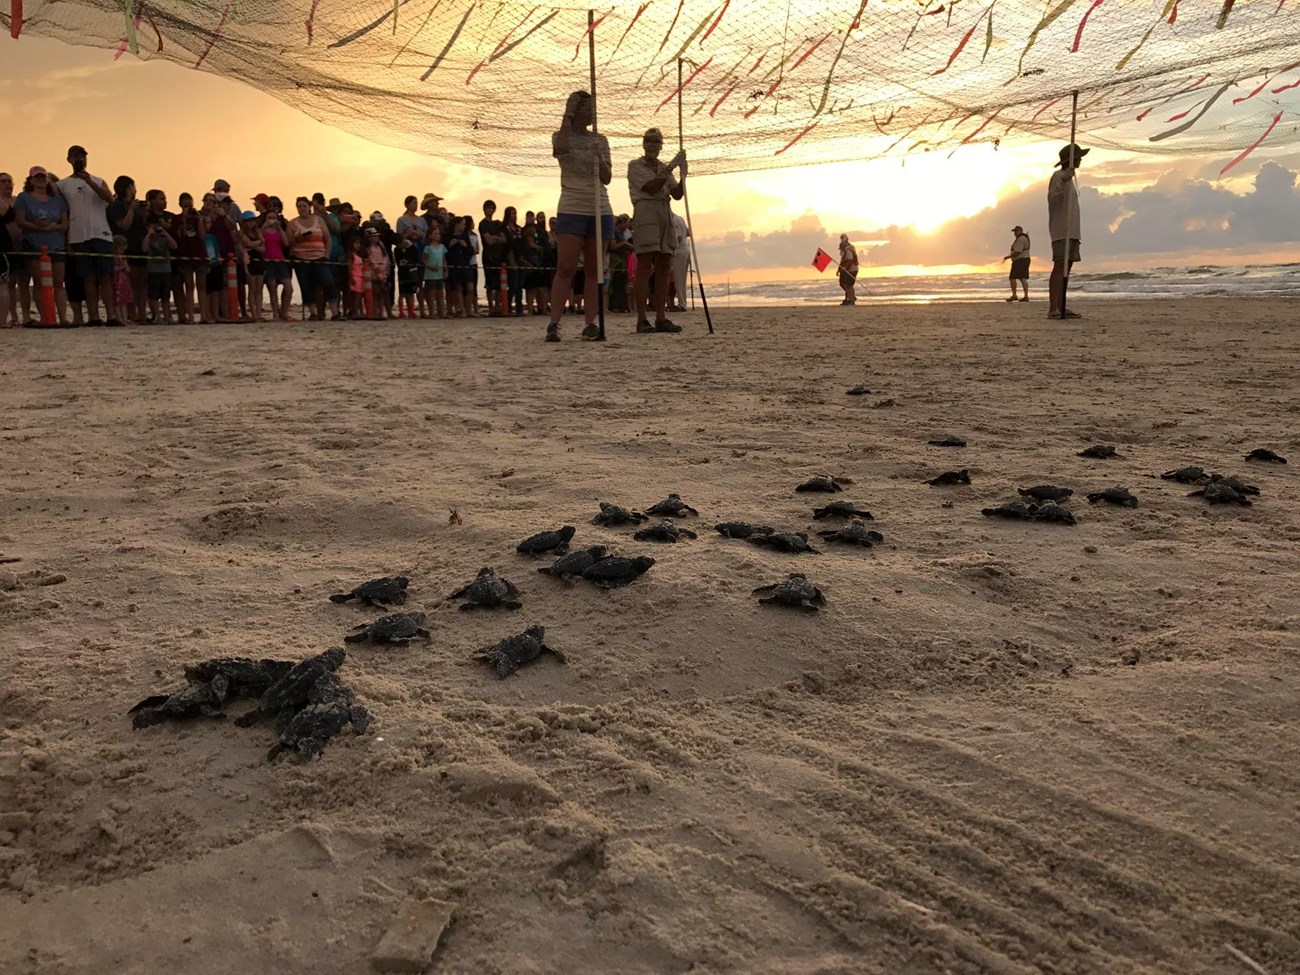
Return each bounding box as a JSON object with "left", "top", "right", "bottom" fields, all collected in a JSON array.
[
  {"left": 1048, "top": 142, "right": 1087, "bottom": 320},
  {"left": 627, "top": 127, "right": 686, "bottom": 334}
]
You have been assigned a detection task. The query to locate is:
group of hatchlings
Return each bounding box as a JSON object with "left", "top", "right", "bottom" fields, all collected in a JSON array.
[{"left": 128, "top": 443, "right": 1285, "bottom": 760}]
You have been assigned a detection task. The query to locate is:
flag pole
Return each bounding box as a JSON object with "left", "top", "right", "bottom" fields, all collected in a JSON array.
[
  {"left": 678, "top": 57, "right": 714, "bottom": 334},
  {"left": 587, "top": 9, "right": 607, "bottom": 341},
  {"left": 1061, "top": 88, "right": 1078, "bottom": 319}
]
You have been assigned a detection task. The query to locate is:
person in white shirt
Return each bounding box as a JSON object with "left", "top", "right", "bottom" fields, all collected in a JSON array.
[
  {"left": 55, "top": 144, "right": 118, "bottom": 326},
  {"left": 627, "top": 127, "right": 685, "bottom": 334},
  {"left": 669, "top": 211, "right": 690, "bottom": 312},
  {"left": 1048, "top": 143, "right": 1086, "bottom": 319},
  {"left": 1003, "top": 225, "right": 1031, "bottom": 302}
]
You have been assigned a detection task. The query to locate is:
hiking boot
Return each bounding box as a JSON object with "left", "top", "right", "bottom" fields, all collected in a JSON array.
[
  {"left": 654, "top": 319, "right": 682, "bottom": 333},
  {"left": 635, "top": 319, "right": 654, "bottom": 334},
  {"left": 580, "top": 323, "right": 600, "bottom": 340},
  {"left": 545, "top": 323, "right": 560, "bottom": 342}
]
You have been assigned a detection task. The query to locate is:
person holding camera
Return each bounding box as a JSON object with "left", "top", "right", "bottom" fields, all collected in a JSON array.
[
  {"left": 627, "top": 127, "right": 685, "bottom": 334},
  {"left": 55, "top": 145, "right": 118, "bottom": 326},
  {"left": 289, "top": 195, "right": 334, "bottom": 321}
]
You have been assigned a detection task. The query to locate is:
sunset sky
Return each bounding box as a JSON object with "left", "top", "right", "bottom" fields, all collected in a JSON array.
[{"left": 5, "top": 34, "right": 1300, "bottom": 281}]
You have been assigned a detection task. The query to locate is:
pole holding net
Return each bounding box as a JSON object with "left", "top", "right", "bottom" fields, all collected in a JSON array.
[
  {"left": 678, "top": 58, "right": 714, "bottom": 335},
  {"left": 1061, "top": 88, "right": 1079, "bottom": 320},
  {"left": 588, "top": 9, "right": 607, "bottom": 342}
]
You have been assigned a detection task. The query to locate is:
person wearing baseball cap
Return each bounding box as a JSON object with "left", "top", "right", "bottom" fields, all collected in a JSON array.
[
  {"left": 1048, "top": 143, "right": 1088, "bottom": 319},
  {"left": 1003, "top": 225, "right": 1031, "bottom": 302}
]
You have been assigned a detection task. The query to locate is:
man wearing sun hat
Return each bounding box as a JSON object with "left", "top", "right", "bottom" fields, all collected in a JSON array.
[
  {"left": 1048, "top": 142, "right": 1087, "bottom": 319},
  {"left": 1003, "top": 224, "right": 1031, "bottom": 302}
]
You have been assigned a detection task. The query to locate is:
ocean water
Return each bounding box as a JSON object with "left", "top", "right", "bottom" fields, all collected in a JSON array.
[{"left": 694, "top": 263, "right": 1300, "bottom": 306}]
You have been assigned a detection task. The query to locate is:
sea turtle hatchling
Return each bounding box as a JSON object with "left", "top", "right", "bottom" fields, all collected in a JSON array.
[
  {"left": 645, "top": 493, "right": 700, "bottom": 517},
  {"left": 846, "top": 385, "right": 872, "bottom": 396},
  {"left": 1160, "top": 466, "right": 1209, "bottom": 484},
  {"left": 474, "top": 625, "right": 568, "bottom": 678},
  {"left": 811, "top": 501, "right": 873, "bottom": 520},
  {"left": 580, "top": 555, "right": 656, "bottom": 588},
  {"left": 794, "top": 475, "right": 844, "bottom": 493},
  {"left": 267, "top": 695, "right": 372, "bottom": 761},
  {"left": 329, "top": 575, "right": 409, "bottom": 607},
  {"left": 1190, "top": 482, "right": 1253, "bottom": 506},
  {"left": 1018, "top": 485, "right": 1074, "bottom": 503},
  {"left": 1031, "top": 502, "right": 1078, "bottom": 525},
  {"left": 343, "top": 611, "right": 432, "bottom": 645},
  {"left": 235, "top": 647, "right": 347, "bottom": 727},
  {"left": 1087, "top": 487, "right": 1139, "bottom": 508},
  {"left": 926, "top": 469, "right": 971, "bottom": 486},
  {"left": 982, "top": 501, "right": 1033, "bottom": 520},
  {"left": 1246, "top": 448, "right": 1287, "bottom": 464},
  {"left": 590, "top": 502, "right": 648, "bottom": 527},
  {"left": 715, "top": 521, "right": 774, "bottom": 539},
  {"left": 129, "top": 657, "right": 298, "bottom": 730},
  {"left": 747, "top": 531, "right": 820, "bottom": 554},
  {"left": 816, "top": 520, "right": 883, "bottom": 547},
  {"left": 1208, "top": 474, "right": 1260, "bottom": 496},
  {"left": 516, "top": 525, "right": 577, "bottom": 555},
  {"left": 538, "top": 546, "right": 610, "bottom": 582},
  {"left": 928, "top": 436, "right": 966, "bottom": 448},
  {"left": 752, "top": 573, "right": 826, "bottom": 611},
  {"left": 1078, "top": 444, "right": 1122, "bottom": 459},
  {"left": 633, "top": 520, "right": 698, "bottom": 543},
  {"left": 449, "top": 567, "right": 523, "bottom": 610}
]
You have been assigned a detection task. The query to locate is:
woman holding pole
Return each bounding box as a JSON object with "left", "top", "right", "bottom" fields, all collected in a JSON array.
[{"left": 544, "top": 90, "right": 613, "bottom": 343}]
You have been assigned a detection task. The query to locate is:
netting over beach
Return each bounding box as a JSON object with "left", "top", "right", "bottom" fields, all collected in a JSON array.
[{"left": 7, "top": 0, "right": 1300, "bottom": 175}]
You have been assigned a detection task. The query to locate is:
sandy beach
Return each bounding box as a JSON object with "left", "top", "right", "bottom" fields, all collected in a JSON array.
[{"left": 1, "top": 298, "right": 1297, "bottom": 974}]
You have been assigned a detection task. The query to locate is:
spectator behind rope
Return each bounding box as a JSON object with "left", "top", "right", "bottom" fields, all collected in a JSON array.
[
  {"left": 56, "top": 145, "right": 118, "bottom": 326},
  {"left": 14, "top": 166, "right": 69, "bottom": 326},
  {"left": 289, "top": 195, "right": 333, "bottom": 321}
]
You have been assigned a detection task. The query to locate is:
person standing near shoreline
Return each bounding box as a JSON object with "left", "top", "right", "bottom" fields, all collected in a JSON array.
[
  {"left": 627, "top": 126, "right": 685, "bottom": 334},
  {"left": 1003, "top": 225, "right": 1031, "bottom": 302},
  {"left": 544, "top": 90, "right": 613, "bottom": 342},
  {"left": 1048, "top": 143, "right": 1086, "bottom": 319},
  {"left": 838, "top": 234, "right": 859, "bottom": 305}
]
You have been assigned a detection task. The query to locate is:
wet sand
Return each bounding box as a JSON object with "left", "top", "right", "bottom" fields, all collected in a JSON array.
[{"left": 1, "top": 298, "right": 1298, "bottom": 974}]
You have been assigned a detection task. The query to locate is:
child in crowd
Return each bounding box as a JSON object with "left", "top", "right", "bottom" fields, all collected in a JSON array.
[
  {"left": 446, "top": 216, "right": 473, "bottom": 318},
  {"left": 365, "top": 229, "right": 391, "bottom": 320},
  {"left": 422, "top": 224, "right": 446, "bottom": 319},
  {"left": 348, "top": 235, "right": 365, "bottom": 319},
  {"left": 239, "top": 212, "right": 265, "bottom": 321},
  {"left": 111, "top": 234, "right": 134, "bottom": 324},
  {"left": 171, "top": 192, "right": 208, "bottom": 324},
  {"left": 396, "top": 236, "right": 420, "bottom": 319},
  {"left": 261, "top": 209, "right": 291, "bottom": 322},
  {"left": 144, "top": 214, "right": 177, "bottom": 324}
]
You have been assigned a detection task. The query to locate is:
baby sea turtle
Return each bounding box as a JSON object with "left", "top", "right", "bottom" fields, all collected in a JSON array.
[
  {"left": 846, "top": 385, "right": 872, "bottom": 396},
  {"left": 329, "top": 575, "right": 409, "bottom": 607},
  {"left": 474, "top": 625, "right": 567, "bottom": 678},
  {"left": 1246, "top": 448, "right": 1287, "bottom": 464},
  {"left": 1018, "top": 485, "right": 1074, "bottom": 502},
  {"left": 752, "top": 573, "right": 826, "bottom": 611},
  {"left": 816, "top": 520, "right": 883, "bottom": 547},
  {"left": 633, "top": 520, "right": 698, "bottom": 543},
  {"left": 1160, "top": 466, "right": 1209, "bottom": 484},
  {"left": 449, "top": 567, "right": 523, "bottom": 611},
  {"left": 516, "top": 525, "right": 577, "bottom": 555},
  {"left": 1087, "top": 487, "right": 1138, "bottom": 508},
  {"left": 1209, "top": 473, "right": 1260, "bottom": 495},
  {"left": 982, "top": 500, "right": 1033, "bottom": 520},
  {"left": 795, "top": 475, "right": 844, "bottom": 493},
  {"left": 747, "top": 531, "right": 820, "bottom": 554},
  {"left": 344, "top": 611, "right": 432, "bottom": 644},
  {"left": 811, "top": 501, "right": 873, "bottom": 520},
  {"left": 1190, "top": 482, "right": 1252, "bottom": 506},
  {"left": 1032, "top": 502, "right": 1078, "bottom": 525},
  {"left": 928, "top": 436, "right": 966, "bottom": 447},
  {"left": 645, "top": 493, "right": 700, "bottom": 517},
  {"left": 539, "top": 546, "right": 610, "bottom": 582},
  {"left": 715, "top": 521, "right": 774, "bottom": 539},
  {"left": 926, "top": 469, "right": 971, "bottom": 486},
  {"left": 581, "top": 555, "right": 655, "bottom": 588},
  {"left": 234, "top": 647, "right": 347, "bottom": 728},
  {"left": 268, "top": 695, "right": 372, "bottom": 761},
  {"left": 129, "top": 657, "right": 299, "bottom": 729},
  {"left": 590, "top": 502, "right": 647, "bottom": 527},
  {"left": 1078, "top": 444, "right": 1122, "bottom": 459}
]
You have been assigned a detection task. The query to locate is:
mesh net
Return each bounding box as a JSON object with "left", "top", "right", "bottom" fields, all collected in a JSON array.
[{"left": 8, "top": 0, "right": 1300, "bottom": 176}]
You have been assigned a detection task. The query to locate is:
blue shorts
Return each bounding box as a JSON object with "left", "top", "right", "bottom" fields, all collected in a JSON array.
[
  {"left": 264, "top": 260, "right": 291, "bottom": 284},
  {"left": 73, "top": 237, "right": 113, "bottom": 278},
  {"left": 555, "top": 213, "right": 616, "bottom": 240}
]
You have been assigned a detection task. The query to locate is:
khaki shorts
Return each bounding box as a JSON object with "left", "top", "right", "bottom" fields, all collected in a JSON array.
[{"left": 632, "top": 200, "right": 676, "bottom": 256}]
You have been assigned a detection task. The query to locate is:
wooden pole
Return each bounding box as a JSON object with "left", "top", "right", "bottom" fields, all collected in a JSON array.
[
  {"left": 588, "top": 9, "right": 607, "bottom": 341},
  {"left": 677, "top": 58, "right": 714, "bottom": 334},
  {"left": 1061, "top": 88, "right": 1079, "bottom": 318}
]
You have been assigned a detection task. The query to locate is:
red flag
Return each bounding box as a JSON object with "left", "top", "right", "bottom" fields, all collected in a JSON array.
[{"left": 812, "top": 248, "right": 833, "bottom": 273}]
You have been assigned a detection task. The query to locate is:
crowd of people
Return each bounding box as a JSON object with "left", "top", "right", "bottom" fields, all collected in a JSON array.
[{"left": 0, "top": 140, "right": 694, "bottom": 330}]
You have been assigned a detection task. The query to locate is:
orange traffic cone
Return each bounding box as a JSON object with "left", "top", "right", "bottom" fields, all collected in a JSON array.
[{"left": 38, "top": 246, "right": 57, "bottom": 326}]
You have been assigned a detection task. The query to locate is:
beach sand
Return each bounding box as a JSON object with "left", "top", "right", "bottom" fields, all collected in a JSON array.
[{"left": 1, "top": 298, "right": 1297, "bottom": 974}]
